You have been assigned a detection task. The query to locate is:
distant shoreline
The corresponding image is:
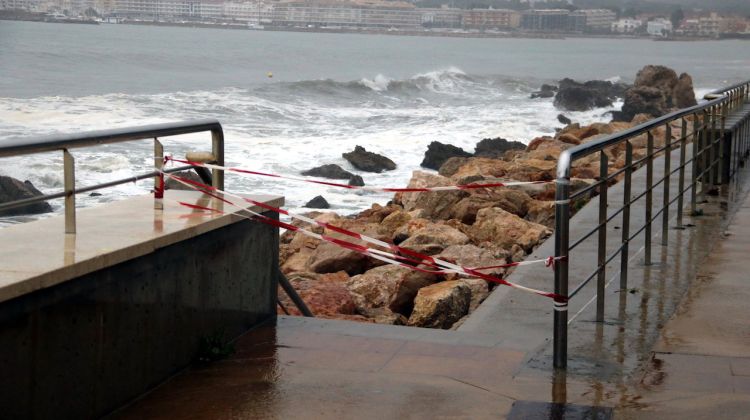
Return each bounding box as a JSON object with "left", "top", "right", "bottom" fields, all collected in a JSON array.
[{"left": 4, "top": 15, "right": 745, "bottom": 42}]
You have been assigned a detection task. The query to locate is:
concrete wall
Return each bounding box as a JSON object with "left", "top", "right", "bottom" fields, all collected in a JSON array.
[{"left": 0, "top": 215, "right": 278, "bottom": 419}]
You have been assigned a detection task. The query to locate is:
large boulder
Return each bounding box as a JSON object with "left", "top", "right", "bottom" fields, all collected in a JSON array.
[
  {"left": 278, "top": 272, "right": 357, "bottom": 317},
  {"left": 407, "top": 281, "right": 471, "bottom": 329},
  {"left": 399, "top": 223, "right": 470, "bottom": 256},
  {"left": 0, "top": 176, "right": 53, "bottom": 217},
  {"left": 473, "top": 137, "right": 526, "bottom": 159},
  {"left": 436, "top": 244, "right": 508, "bottom": 280},
  {"left": 553, "top": 78, "right": 629, "bottom": 111},
  {"left": 347, "top": 265, "right": 439, "bottom": 316},
  {"left": 614, "top": 65, "right": 696, "bottom": 122},
  {"left": 395, "top": 171, "right": 468, "bottom": 220},
  {"left": 449, "top": 188, "right": 533, "bottom": 224},
  {"left": 304, "top": 195, "right": 330, "bottom": 209},
  {"left": 421, "top": 141, "right": 472, "bottom": 170},
  {"left": 301, "top": 164, "right": 354, "bottom": 180},
  {"left": 530, "top": 83, "right": 558, "bottom": 99},
  {"left": 438, "top": 156, "right": 470, "bottom": 177},
  {"left": 468, "top": 207, "right": 552, "bottom": 253},
  {"left": 342, "top": 146, "right": 396, "bottom": 173}
]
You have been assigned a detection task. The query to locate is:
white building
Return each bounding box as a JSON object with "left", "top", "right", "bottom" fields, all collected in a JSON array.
[
  {"left": 611, "top": 18, "right": 642, "bottom": 33},
  {"left": 647, "top": 18, "right": 672, "bottom": 37}
]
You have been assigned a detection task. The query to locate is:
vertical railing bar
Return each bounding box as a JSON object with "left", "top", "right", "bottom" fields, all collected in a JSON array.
[
  {"left": 645, "top": 131, "right": 654, "bottom": 265},
  {"left": 662, "top": 124, "right": 672, "bottom": 246},
  {"left": 677, "top": 118, "right": 687, "bottom": 227},
  {"left": 211, "top": 128, "right": 225, "bottom": 190},
  {"left": 154, "top": 138, "right": 164, "bottom": 210},
  {"left": 620, "top": 142, "right": 632, "bottom": 290},
  {"left": 719, "top": 102, "right": 727, "bottom": 184},
  {"left": 553, "top": 172, "right": 570, "bottom": 369},
  {"left": 709, "top": 106, "right": 717, "bottom": 186},
  {"left": 596, "top": 152, "right": 608, "bottom": 322},
  {"left": 701, "top": 109, "right": 710, "bottom": 200},
  {"left": 63, "top": 149, "right": 76, "bottom": 234},
  {"left": 691, "top": 114, "right": 699, "bottom": 216}
]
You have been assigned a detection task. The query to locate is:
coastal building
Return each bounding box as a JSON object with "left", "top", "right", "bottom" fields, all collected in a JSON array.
[
  {"left": 520, "top": 9, "right": 569, "bottom": 32},
  {"left": 698, "top": 12, "right": 722, "bottom": 37},
  {"left": 114, "top": 0, "right": 203, "bottom": 19},
  {"left": 419, "top": 6, "right": 461, "bottom": 28},
  {"left": 569, "top": 9, "right": 615, "bottom": 33},
  {"left": 270, "top": 2, "right": 421, "bottom": 29},
  {"left": 611, "top": 18, "right": 642, "bottom": 34},
  {"left": 646, "top": 18, "right": 672, "bottom": 37},
  {"left": 461, "top": 8, "right": 520, "bottom": 30}
]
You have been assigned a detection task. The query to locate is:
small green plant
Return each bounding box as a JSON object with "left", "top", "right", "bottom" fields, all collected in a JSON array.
[{"left": 196, "top": 329, "right": 235, "bottom": 362}]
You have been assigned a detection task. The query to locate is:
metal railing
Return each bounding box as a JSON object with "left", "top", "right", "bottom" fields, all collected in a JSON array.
[
  {"left": 552, "top": 80, "right": 750, "bottom": 368},
  {"left": 0, "top": 119, "right": 225, "bottom": 233}
]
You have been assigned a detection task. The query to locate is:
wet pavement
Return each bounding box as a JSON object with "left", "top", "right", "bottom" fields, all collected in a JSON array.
[{"left": 113, "top": 154, "right": 750, "bottom": 418}]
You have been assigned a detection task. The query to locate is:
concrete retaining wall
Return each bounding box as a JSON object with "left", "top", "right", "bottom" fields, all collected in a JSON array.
[{"left": 0, "top": 215, "right": 278, "bottom": 419}]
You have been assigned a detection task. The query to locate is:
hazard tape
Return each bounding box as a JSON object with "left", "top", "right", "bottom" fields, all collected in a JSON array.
[
  {"left": 162, "top": 172, "right": 567, "bottom": 302},
  {"left": 165, "top": 157, "right": 553, "bottom": 193}
]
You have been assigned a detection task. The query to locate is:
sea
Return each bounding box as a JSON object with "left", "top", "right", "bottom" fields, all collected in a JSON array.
[{"left": 1, "top": 20, "right": 749, "bottom": 224}]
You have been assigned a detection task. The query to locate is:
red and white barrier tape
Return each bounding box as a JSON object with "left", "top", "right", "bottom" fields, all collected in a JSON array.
[
  {"left": 162, "top": 172, "right": 566, "bottom": 302},
  {"left": 165, "top": 157, "right": 553, "bottom": 193}
]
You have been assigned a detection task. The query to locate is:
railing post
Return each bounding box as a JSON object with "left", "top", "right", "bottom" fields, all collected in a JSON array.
[
  {"left": 677, "top": 118, "right": 687, "bottom": 228},
  {"left": 211, "top": 128, "right": 225, "bottom": 190},
  {"left": 645, "top": 131, "right": 654, "bottom": 265},
  {"left": 662, "top": 124, "right": 672, "bottom": 246},
  {"left": 154, "top": 138, "right": 164, "bottom": 210},
  {"left": 709, "top": 106, "right": 717, "bottom": 186},
  {"left": 553, "top": 170, "right": 570, "bottom": 369},
  {"left": 690, "top": 114, "right": 699, "bottom": 216},
  {"left": 620, "top": 142, "right": 633, "bottom": 290},
  {"left": 63, "top": 149, "right": 76, "bottom": 234},
  {"left": 719, "top": 102, "right": 727, "bottom": 184},
  {"left": 596, "top": 152, "right": 608, "bottom": 322}
]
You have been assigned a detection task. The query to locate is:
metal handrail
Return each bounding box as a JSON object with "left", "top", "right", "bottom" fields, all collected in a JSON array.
[
  {"left": 552, "top": 80, "right": 750, "bottom": 368},
  {"left": 0, "top": 119, "right": 225, "bottom": 232}
]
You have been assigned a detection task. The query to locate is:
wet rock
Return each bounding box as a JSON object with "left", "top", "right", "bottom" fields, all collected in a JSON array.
[
  {"left": 557, "top": 114, "right": 572, "bottom": 125},
  {"left": 278, "top": 272, "right": 357, "bottom": 317},
  {"left": 614, "top": 66, "right": 696, "bottom": 122},
  {"left": 89, "top": 192, "right": 103, "bottom": 197},
  {"left": 554, "top": 78, "right": 629, "bottom": 112},
  {"left": 395, "top": 171, "right": 468, "bottom": 220},
  {"left": 449, "top": 189, "right": 532, "bottom": 224},
  {"left": 468, "top": 207, "right": 552, "bottom": 253},
  {"left": 304, "top": 195, "right": 330, "bottom": 209},
  {"left": 164, "top": 170, "right": 203, "bottom": 191},
  {"left": 347, "top": 265, "right": 439, "bottom": 316},
  {"left": 407, "top": 281, "right": 471, "bottom": 329},
  {"left": 348, "top": 175, "right": 365, "bottom": 186},
  {"left": 342, "top": 146, "right": 396, "bottom": 173},
  {"left": 530, "top": 83, "right": 558, "bottom": 99},
  {"left": 438, "top": 157, "right": 470, "bottom": 177},
  {"left": 399, "top": 223, "right": 470, "bottom": 256},
  {"left": 436, "top": 244, "right": 508, "bottom": 281},
  {"left": 449, "top": 158, "right": 509, "bottom": 183},
  {"left": 359, "top": 307, "right": 408, "bottom": 325},
  {"left": 0, "top": 176, "right": 53, "bottom": 216},
  {"left": 301, "top": 164, "right": 354, "bottom": 180},
  {"left": 420, "top": 141, "right": 472, "bottom": 171},
  {"left": 307, "top": 242, "right": 371, "bottom": 275},
  {"left": 473, "top": 137, "right": 526, "bottom": 159}
]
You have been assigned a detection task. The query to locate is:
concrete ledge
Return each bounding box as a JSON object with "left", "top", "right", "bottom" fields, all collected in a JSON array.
[{"left": 0, "top": 190, "right": 283, "bottom": 303}]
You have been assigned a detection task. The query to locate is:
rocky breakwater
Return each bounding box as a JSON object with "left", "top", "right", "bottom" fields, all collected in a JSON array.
[{"left": 278, "top": 65, "right": 697, "bottom": 330}]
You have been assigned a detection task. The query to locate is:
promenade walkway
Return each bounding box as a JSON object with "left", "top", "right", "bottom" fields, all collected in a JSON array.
[{"left": 616, "top": 182, "right": 750, "bottom": 419}]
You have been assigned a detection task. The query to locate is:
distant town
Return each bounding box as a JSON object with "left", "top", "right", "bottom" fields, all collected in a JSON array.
[{"left": 1, "top": 0, "right": 750, "bottom": 39}]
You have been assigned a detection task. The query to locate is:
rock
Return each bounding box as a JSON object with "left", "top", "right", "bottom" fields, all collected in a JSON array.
[
  {"left": 614, "top": 65, "right": 696, "bottom": 122},
  {"left": 395, "top": 171, "right": 468, "bottom": 220},
  {"left": 355, "top": 203, "right": 402, "bottom": 223},
  {"left": 556, "top": 133, "right": 581, "bottom": 146},
  {"left": 673, "top": 73, "right": 698, "bottom": 108},
  {"left": 301, "top": 164, "right": 354, "bottom": 180},
  {"left": 557, "top": 114, "right": 572, "bottom": 125},
  {"left": 420, "top": 141, "right": 472, "bottom": 171},
  {"left": 473, "top": 137, "right": 526, "bottom": 159},
  {"left": 278, "top": 272, "right": 357, "bottom": 317},
  {"left": 438, "top": 157, "right": 470, "bottom": 177},
  {"left": 342, "top": 146, "right": 396, "bottom": 173},
  {"left": 449, "top": 189, "right": 533, "bottom": 224},
  {"left": 0, "top": 176, "right": 53, "bottom": 217},
  {"left": 379, "top": 210, "right": 412, "bottom": 238},
  {"left": 307, "top": 242, "right": 371, "bottom": 275},
  {"left": 359, "top": 307, "right": 408, "bottom": 325},
  {"left": 553, "top": 78, "right": 629, "bottom": 112},
  {"left": 407, "top": 281, "right": 471, "bottom": 329},
  {"left": 462, "top": 278, "right": 490, "bottom": 311},
  {"left": 347, "top": 265, "right": 439, "bottom": 316},
  {"left": 530, "top": 83, "right": 558, "bottom": 99},
  {"left": 436, "top": 244, "right": 508, "bottom": 280},
  {"left": 164, "top": 170, "right": 203, "bottom": 191},
  {"left": 89, "top": 192, "right": 102, "bottom": 197},
  {"left": 449, "top": 158, "right": 509, "bottom": 183},
  {"left": 468, "top": 207, "right": 552, "bottom": 253},
  {"left": 348, "top": 175, "right": 365, "bottom": 186},
  {"left": 526, "top": 200, "right": 555, "bottom": 228},
  {"left": 399, "top": 223, "right": 470, "bottom": 256},
  {"left": 304, "top": 195, "right": 330, "bottom": 209}
]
